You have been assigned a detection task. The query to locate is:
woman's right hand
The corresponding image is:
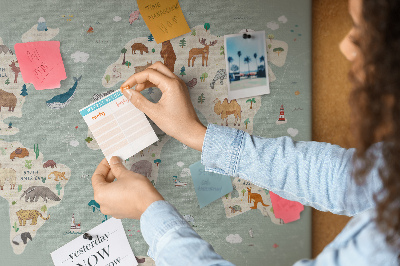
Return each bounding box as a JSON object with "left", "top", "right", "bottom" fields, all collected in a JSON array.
[{"left": 120, "top": 61, "right": 207, "bottom": 152}]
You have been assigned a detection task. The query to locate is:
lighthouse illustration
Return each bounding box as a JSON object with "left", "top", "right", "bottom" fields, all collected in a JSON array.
[
  {"left": 70, "top": 214, "right": 81, "bottom": 233},
  {"left": 276, "top": 104, "right": 288, "bottom": 125}
]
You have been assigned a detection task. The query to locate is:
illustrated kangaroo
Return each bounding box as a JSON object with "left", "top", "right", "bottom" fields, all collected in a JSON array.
[
  {"left": 188, "top": 38, "right": 217, "bottom": 67},
  {"left": 9, "top": 60, "right": 20, "bottom": 83},
  {"left": 247, "top": 187, "right": 269, "bottom": 209}
]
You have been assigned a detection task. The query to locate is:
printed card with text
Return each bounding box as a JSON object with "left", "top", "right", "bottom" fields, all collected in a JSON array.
[
  {"left": 51, "top": 218, "right": 138, "bottom": 266},
  {"left": 79, "top": 91, "right": 158, "bottom": 162}
]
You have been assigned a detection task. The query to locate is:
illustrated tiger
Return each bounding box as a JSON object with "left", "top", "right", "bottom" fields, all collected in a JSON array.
[{"left": 48, "top": 171, "right": 67, "bottom": 181}]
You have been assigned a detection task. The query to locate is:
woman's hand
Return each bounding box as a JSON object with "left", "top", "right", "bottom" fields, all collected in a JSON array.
[
  {"left": 91, "top": 157, "right": 164, "bottom": 219},
  {"left": 120, "top": 61, "right": 207, "bottom": 152}
]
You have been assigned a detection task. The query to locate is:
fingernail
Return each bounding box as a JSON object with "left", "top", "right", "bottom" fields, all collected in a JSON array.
[
  {"left": 124, "top": 89, "right": 133, "bottom": 100},
  {"left": 110, "top": 156, "right": 122, "bottom": 165},
  {"left": 121, "top": 85, "right": 130, "bottom": 92}
]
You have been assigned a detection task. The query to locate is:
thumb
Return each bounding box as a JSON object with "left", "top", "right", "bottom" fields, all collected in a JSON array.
[
  {"left": 122, "top": 88, "right": 155, "bottom": 115},
  {"left": 109, "top": 156, "right": 129, "bottom": 179}
]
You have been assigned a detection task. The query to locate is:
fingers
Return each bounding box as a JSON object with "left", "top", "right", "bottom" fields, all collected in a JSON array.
[
  {"left": 121, "top": 88, "right": 158, "bottom": 117},
  {"left": 91, "top": 158, "right": 111, "bottom": 188},
  {"left": 109, "top": 156, "right": 129, "bottom": 179},
  {"left": 120, "top": 67, "right": 173, "bottom": 94}
]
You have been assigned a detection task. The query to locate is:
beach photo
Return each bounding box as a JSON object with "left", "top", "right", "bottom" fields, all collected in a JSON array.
[{"left": 224, "top": 31, "right": 270, "bottom": 100}]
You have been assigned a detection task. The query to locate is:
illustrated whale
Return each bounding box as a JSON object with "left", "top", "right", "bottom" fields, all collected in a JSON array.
[{"left": 46, "top": 76, "right": 82, "bottom": 109}]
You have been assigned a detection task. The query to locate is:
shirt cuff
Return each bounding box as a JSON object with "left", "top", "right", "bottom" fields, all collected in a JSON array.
[
  {"left": 201, "top": 124, "right": 245, "bottom": 176},
  {"left": 140, "top": 200, "right": 190, "bottom": 259}
]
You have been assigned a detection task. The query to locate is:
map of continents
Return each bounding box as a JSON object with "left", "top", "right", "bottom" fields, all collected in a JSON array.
[{"left": 0, "top": 22, "right": 71, "bottom": 254}]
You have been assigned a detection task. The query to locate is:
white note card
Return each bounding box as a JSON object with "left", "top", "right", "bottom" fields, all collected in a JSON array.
[
  {"left": 51, "top": 218, "right": 138, "bottom": 266},
  {"left": 79, "top": 90, "right": 158, "bottom": 162}
]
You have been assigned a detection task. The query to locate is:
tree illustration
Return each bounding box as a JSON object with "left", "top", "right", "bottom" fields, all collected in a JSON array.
[
  {"left": 227, "top": 56, "right": 233, "bottom": 72},
  {"left": 260, "top": 56, "right": 266, "bottom": 71},
  {"left": 152, "top": 48, "right": 155, "bottom": 53},
  {"left": 268, "top": 34, "right": 275, "bottom": 42},
  {"left": 5, "top": 78, "right": 10, "bottom": 85},
  {"left": 198, "top": 93, "right": 205, "bottom": 104},
  {"left": 34, "top": 144, "right": 39, "bottom": 159},
  {"left": 105, "top": 75, "right": 110, "bottom": 83},
  {"left": 41, "top": 205, "right": 47, "bottom": 213},
  {"left": 148, "top": 34, "right": 154, "bottom": 42},
  {"left": 231, "top": 64, "right": 239, "bottom": 72},
  {"left": 244, "top": 56, "right": 251, "bottom": 76},
  {"left": 121, "top": 48, "right": 127, "bottom": 65},
  {"left": 204, "top": 23, "right": 210, "bottom": 32},
  {"left": 56, "top": 182, "right": 62, "bottom": 195},
  {"left": 246, "top": 98, "right": 256, "bottom": 109},
  {"left": 244, "top": 118, "right": 250, "bottom": 129},
  {"left": 273, "top": 47, "right": 284, "bottom": 56},
  {"left": 85, "top": 137, "right": 93, "bottom": 143},
  {"left": 154, "top": 159, "right": 161, "bottom": 166},
  {"left": 21, "top": 84, "right": 28, "bottom": 96},
  {"left": 268, "top": 44, "right": 272, "bottom": 50},
  {"left": 253, "top": 53, "right": 258, "bottom": 72},
  {"left": 220, "top": 45, "right": 224, "bottom": 55},
  {"left": 237, "top": 51, "right": 242, "bottom": 75},
  {"left": 179, "top": 38, "right": 186, "bottom": 48},
  {"left": 180, "top": 66, "right": 186, "bottom": 76},
  {"left": 8, "top": 122, "right": 12, "bottom": 128},
  {"left": 125, "top": 61, "right": 131, "bottom": 68},
  {"left": 241, "top": 188, "right": 247, "bottom": 196},
  {"left": 200, "top": 72, "right": 208, "bottom": 82},
  {"left": 191, "top": 29, "right": 196, "bottom": 36}
]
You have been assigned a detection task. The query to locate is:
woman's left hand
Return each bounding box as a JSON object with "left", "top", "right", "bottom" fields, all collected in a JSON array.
[{"left": 91, "top": 156, "right": 164, "bottom": 219}]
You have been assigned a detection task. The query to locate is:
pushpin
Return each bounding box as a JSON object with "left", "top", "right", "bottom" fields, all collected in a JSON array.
[
  {"left": 83, "top": 233, "right": 95, "bottom": 240},
  {"left": 242, "top": 33, "right": 251, "bottom": 39}
]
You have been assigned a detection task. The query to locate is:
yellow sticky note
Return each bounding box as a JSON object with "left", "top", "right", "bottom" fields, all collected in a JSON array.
[{"left": 137, "top": 0, "right": 191, "bottom": 44}]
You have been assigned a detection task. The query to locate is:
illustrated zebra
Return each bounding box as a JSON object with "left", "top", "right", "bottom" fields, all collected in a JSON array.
[{"left": 210, "top": 69, "right": 227, "bottom": 89}]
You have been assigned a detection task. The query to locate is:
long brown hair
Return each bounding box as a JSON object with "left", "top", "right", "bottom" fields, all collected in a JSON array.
[{"left": 349, "top": 0, "right": 400, "bottom": 251}]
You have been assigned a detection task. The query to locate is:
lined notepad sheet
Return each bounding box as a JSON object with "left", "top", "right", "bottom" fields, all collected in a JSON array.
[{"left": 79, "top": 91, "right": 158, "bottom": 162}]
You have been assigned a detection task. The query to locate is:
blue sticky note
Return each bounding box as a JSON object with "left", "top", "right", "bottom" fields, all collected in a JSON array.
[{"left": 190, "top": 161, "right": 233, "bottom": 208}]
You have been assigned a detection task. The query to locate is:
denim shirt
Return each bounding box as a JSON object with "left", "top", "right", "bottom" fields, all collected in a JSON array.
[{"left": 140, "top": 124, "right": 399, "bottom": 265}]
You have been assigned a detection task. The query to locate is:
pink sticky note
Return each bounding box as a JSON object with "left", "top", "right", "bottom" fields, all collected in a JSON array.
[
  {"left": 270, "top": 191, "right": 304, "bottom": 223},
  {"left": 14, "top": 41, "right": 67, "bottom": 90}
]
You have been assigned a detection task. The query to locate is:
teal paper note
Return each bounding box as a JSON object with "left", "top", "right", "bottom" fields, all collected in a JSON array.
[{"left": 190, "top": 161, "right": 233, "bottom": 208}]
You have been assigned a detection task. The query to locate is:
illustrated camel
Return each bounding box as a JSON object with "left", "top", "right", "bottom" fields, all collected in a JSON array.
[
  {"left": 213, "top": 98, "right": 241, "bottom": 126},
  {"left": 9, "top": 60, "right": 20, "bottom": 83},
  {"left": 188, "top": 38, "right": 217, "bottom": 67}
]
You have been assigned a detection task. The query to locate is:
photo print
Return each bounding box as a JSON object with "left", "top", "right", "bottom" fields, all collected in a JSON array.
[{"left": 224, "top": 31, "right": 270, "bottom": 100}]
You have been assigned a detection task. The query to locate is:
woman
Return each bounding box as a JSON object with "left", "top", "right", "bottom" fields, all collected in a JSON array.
[{"left": 91, "top": 0, "right": 400, "bottom": 264}]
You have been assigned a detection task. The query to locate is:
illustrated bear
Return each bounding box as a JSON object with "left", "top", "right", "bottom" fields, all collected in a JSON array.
[{"left": 0, "top": 89, "right": 17, "bottom": 112}]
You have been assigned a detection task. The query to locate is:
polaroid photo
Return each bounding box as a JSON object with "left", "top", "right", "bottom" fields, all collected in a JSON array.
[{"left": 224, "top": 31, "right": 270, "bottom": 100}]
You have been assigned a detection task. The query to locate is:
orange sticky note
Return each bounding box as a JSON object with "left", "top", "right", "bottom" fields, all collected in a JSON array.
[
  {"left": 14, "top": 41, "right": 67, "bottom": 90},
  {"left": 137, "top": 0, "right": 191, "bottom": 44}
]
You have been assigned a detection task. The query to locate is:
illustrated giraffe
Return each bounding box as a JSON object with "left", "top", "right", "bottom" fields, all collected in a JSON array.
[{"left": 9, "top": 60, "right": 20, "bottom": 83}]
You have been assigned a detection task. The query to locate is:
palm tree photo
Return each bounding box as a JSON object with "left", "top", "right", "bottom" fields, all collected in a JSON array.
[
  {"left": 244, "top": 56, "right": 251, "bottom": 77},
  {"left": 237, "top": 51, "right": 242, "bottom": 77}
]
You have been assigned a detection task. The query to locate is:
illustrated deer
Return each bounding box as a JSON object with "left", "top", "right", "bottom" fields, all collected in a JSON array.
[
  {"left": 9, "top": 60, "right": 20, "bottom": 83},
  {"left": 188, "top": 38, "right": 217, "bottom": 67}
]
